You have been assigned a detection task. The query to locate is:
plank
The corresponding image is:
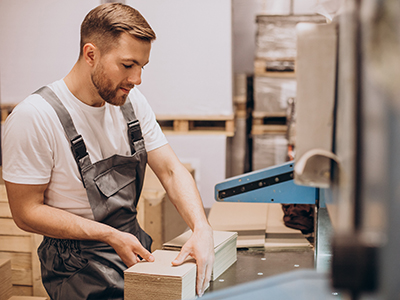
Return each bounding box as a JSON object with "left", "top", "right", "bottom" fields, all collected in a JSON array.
[
  {"left": 0, "top": 236, "right": 32, "bottom": 253},
  {"left": 0, "top": 259, "right": 12, "bottom": 300}
]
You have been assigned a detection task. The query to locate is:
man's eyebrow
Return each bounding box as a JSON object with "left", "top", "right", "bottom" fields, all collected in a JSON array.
[{"left": 122, "top": 58, "right": 149, "bottom": 66}]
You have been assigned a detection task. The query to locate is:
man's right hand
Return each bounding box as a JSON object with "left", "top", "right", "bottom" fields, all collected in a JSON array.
[{"left": 107, "top": 231, "right": 155, "bottom": 267}]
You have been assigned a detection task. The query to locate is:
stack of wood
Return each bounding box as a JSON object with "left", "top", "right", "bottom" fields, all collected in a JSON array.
[
  {"left": 208, "top": 202, "right": 311, "bottom": 250},
  {"left": 124, "top": 250, "right": 196, "bottom": 300},
  {"left": 0, "top": 259, "right": 12, "bottom": 300},
  {"left": 163, "top": 230, "right": 237, "bottom": 281},
  {"left": 0, "top": 183, "right": 47, "bottom": 298},
  {"left": 252, "top": 14, "right": 326, "bottom": 170}
]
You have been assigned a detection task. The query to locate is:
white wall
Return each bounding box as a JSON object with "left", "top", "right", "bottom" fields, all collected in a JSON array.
[
  {"left": 0, "top": 0, "right": 100, "bottom": 104},
  {"left": 166, "top": 135, "right": 227, "bottom": 208},
  {"left": 127, "top": 0, "right": 233, "bottom": 116}
]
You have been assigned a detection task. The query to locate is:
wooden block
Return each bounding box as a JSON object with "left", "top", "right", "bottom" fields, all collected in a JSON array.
[
  {"left": 0, "top": 236, "right": 32, "bottom": 253},
  {"left": 0, "top": 252, "right": 32, "bottom": 286},
  {"left": 0, "top": 259, "right": 12, "bottom": 300},
  {"left": 163, "top": 230, "right": 237, "bottom": 281},
  {"left": 124, "top": 250, "right": 196, "bottom": 300},
  {"left": 9, "top": 287, "right": 32, "bottom": 298}
]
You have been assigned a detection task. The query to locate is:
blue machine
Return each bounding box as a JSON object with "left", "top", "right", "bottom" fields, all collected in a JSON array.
[{"left": 214, "top": 161, "right": 317, "bottom": 205}]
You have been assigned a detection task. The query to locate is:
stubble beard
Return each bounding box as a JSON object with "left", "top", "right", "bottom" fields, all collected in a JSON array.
[{"left": 91, "top": 62, "right": 128, "bottom": 106}]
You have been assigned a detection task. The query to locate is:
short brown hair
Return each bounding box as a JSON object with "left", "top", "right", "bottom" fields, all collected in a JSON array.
[{"left": 80, "top": 3, "right": 156, "bottom": 56}]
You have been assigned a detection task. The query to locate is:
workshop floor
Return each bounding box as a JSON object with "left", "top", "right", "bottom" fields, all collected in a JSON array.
[{"left": 207, "top": 247, "right": 315, "bottom": 294}]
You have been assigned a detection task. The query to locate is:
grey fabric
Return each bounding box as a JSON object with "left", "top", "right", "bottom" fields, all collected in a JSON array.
[{"left": 35, "top": 87, "right": 151, "bottom": 300}]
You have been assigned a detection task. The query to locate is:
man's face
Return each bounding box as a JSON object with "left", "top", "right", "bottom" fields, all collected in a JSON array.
[{"left": 91, "top": 33, "right": 151, "bottom": 106}]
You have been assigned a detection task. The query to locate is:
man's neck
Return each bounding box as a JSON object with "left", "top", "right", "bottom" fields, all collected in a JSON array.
[{"left": 64, "top": 62, "right": 105, "bottom": 107}]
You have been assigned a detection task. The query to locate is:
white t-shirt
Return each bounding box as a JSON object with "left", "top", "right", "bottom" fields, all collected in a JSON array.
[{"left": 2, "top": 79, "right": 168, "bottom": 219}]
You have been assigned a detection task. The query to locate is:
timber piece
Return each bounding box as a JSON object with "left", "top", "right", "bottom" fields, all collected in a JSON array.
[
  {"left": 124, "top": 250, "right": 196, "bottom": 300},
  {"left": 156, "top": 115, "right": 235, "bottom": 136},
  {"left": 163, "top": 230, "right": 237, "bottom": 281},
  {"left": 0, "top": 259, "right": 12, "bottom": 300}
]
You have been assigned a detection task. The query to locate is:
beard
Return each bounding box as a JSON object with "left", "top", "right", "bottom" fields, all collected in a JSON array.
[{"left": 91, "top": 62, "right": 131, "bottom": 106}]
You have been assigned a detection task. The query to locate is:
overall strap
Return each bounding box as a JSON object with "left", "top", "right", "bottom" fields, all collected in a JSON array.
[
  {"left": 34, "top": 86, "right": 90, "bottom": 182},
  {"left": 120, "top": 99, "right": 143, "bottom": 154}
]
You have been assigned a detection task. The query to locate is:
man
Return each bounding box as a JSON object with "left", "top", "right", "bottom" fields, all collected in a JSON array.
[{"left": 2, "top": 3, "right": 214, "bottom": 299}]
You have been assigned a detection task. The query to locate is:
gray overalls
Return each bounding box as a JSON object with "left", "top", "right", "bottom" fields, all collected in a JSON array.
[{"left": 35, "top": 86, "right": 152, "bottom": 300}]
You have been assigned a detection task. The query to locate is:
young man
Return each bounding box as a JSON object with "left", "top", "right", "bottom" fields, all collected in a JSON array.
[{"left": 2, "top": 3, "right": 214, "bottom": 299}]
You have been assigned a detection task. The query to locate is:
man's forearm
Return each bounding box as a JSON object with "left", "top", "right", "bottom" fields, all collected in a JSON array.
[{"left": 161, "top": 163, "right": 210, "bottom": 231}]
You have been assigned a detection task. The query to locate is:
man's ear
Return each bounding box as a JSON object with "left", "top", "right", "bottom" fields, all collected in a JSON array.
[{"left": 82, "top": 43, "right": 98, "bottom": 67}]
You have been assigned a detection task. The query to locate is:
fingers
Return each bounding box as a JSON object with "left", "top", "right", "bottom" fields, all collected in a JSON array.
[
  {"left": 171, "top": 247, "right": 191, "bottom": 266},
  {"left": 196, "top": 258, "right": 209, "bottom": 297}
]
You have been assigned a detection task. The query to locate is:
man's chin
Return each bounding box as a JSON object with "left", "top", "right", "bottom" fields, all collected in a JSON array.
[{"left": 105, "top": 96, "right": 128, "bottom": 106}]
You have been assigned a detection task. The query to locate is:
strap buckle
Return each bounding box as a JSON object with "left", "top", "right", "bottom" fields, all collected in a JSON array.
[
  {"left": 71, "top": 135, "right": 88, "bottom": 162},
  {"left": 127, "top": 120, "right": 143, "bottom": 143}
]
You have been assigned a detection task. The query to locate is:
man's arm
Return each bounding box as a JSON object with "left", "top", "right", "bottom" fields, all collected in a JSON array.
[
  {"left": 147, "top": 144, "right": 215, "bottom": 297},
  {"left": 5, "top": 181, "right": 154, "bottom": 266}
]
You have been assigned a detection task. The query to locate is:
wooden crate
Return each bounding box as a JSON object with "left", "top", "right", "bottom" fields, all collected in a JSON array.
[{"left": 0, "top": 184, "right": 48, "bottom": 299}]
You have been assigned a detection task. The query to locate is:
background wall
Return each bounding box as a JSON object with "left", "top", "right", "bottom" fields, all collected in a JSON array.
[
  {"left": 0, "top": 0, "right": 99, "bottom": 104},
  {"left": 127, "top": 0, "right": 233, "bottom": 116}
]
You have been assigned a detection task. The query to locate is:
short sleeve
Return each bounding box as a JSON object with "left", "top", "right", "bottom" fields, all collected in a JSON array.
[{"left": 2, "top": 96, "right": 54, "bottom": 184}]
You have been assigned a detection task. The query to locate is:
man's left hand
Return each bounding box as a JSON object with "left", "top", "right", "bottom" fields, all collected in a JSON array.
[{"left": 171, "top": 225, "right": 214, "bottom": 297}]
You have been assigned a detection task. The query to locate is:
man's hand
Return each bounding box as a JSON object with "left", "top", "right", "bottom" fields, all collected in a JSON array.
[
  {"left": 171, "top": 226, "right": 214, "bottom": 297},
  {"left": 107, "top": 231, "right": 155, "bottom": 267}
]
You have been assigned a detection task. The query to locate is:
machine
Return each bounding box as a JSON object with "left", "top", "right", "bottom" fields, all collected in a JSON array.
[{"left": 203, "top": 0, "right": 400, "bottom": 299}]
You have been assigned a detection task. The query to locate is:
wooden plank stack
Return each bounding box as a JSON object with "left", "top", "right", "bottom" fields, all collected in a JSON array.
[
  {"left": 0, "top": 182, "right": 48, "bottom": 299},
  {"left": 0, "top": 259, "right": 12, "bottom": 300},
  {"left": 208, "top": 202, "right": 311, "bottom": 250},
  {"left": 163, "top": 230, "right": 237, "bottom": 281},
  {"left": 124, "top": 250, "right": 196, "bottom": 300},
  {"left": 252, "top": 14, "right": 326, "bottom": 170}
]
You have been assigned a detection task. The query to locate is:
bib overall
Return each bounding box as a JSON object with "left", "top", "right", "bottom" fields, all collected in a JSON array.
[{"left": 35, "top": 86, "right": 152, "bottom": 300}]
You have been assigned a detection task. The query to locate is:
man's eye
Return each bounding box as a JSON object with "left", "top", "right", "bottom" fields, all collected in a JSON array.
[{"left": 123, "top": 64, "right": 133, "bottom": 69}]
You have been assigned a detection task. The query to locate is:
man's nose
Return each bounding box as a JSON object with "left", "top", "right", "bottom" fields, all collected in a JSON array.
[{"left": 127, "top": 67, "right": 142, "bottom": 85}]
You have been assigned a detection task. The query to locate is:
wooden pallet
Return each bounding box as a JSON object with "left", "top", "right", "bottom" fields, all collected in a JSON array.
[
  {"left": 254, "top": 58, "right": 296, "bottom": 78},
  {"left": 252, "top": 111, "right": 287, "bottom": 135},
  {"left": 156, "top": 115, "right": 235, "bottom": 136}
]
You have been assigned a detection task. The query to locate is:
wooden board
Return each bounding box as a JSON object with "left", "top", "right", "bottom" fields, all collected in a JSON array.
[
  {"left": 0, "top": 259, "right": 12, "bottom": 300},
  {"left": 124, "top": 250, "right": 196, "bottom": 300}
]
